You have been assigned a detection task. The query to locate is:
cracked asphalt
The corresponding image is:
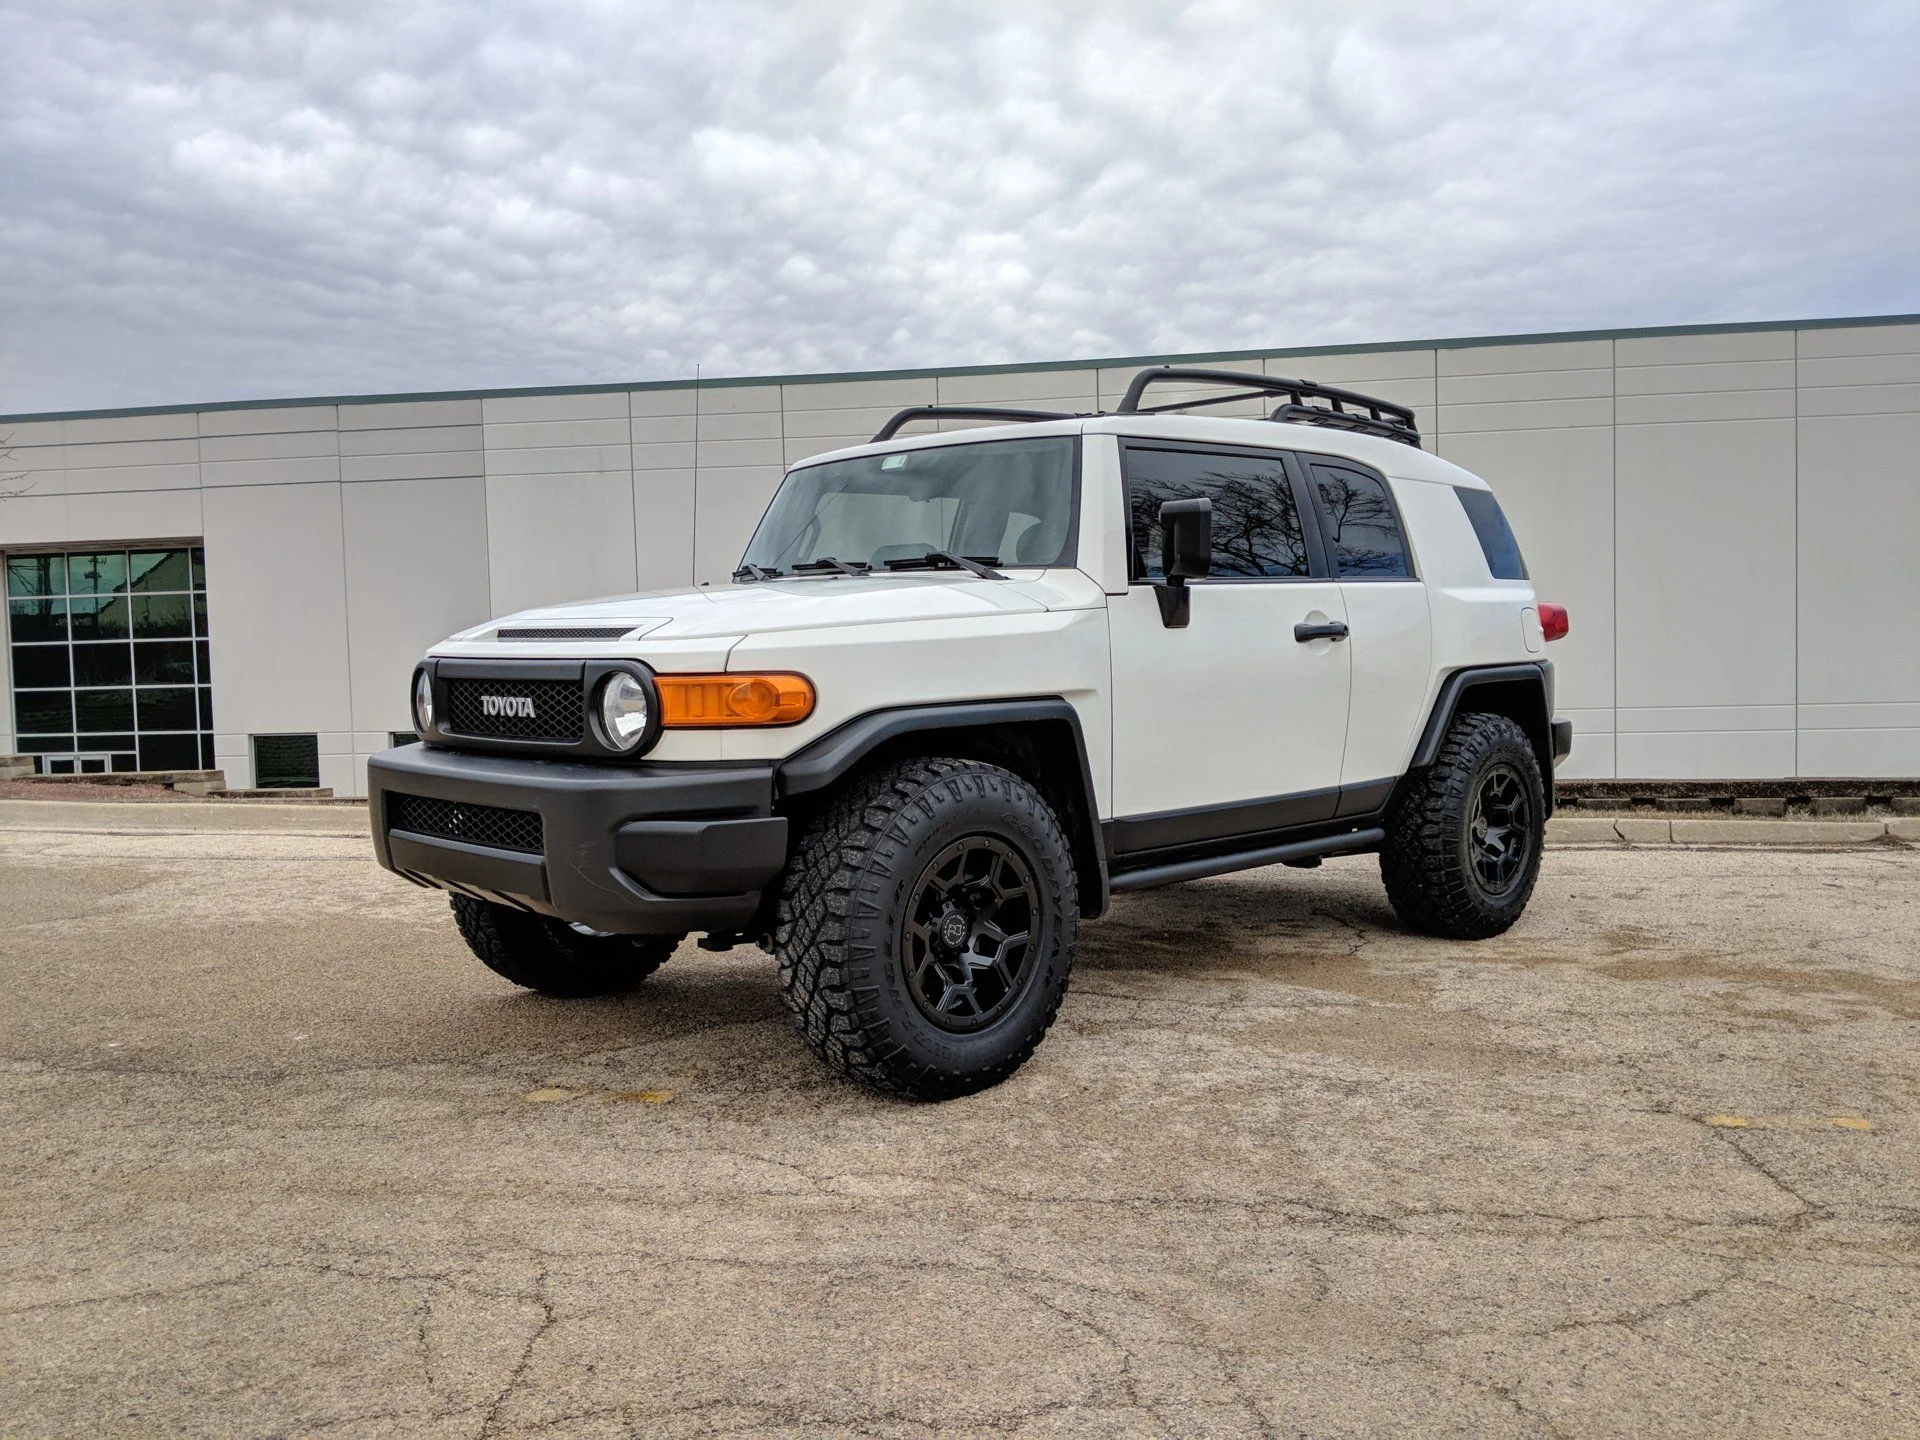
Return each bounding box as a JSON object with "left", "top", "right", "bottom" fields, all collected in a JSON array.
[{"left": 2, "top": 800, "right": 1916, "bottom": 1438}]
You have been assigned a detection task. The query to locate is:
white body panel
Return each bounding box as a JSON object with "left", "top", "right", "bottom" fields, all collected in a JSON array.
[
  {"left": 1337, "top": 579, "right": 1431, "bottom": 784},
  {"left": 424, "top": 411, "right": 1545, "bottom": 822},
  {"left": 1107, "top": 582, "right": 1350, "bottom": 815}
]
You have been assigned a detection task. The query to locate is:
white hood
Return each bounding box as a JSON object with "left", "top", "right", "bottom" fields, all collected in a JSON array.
[{"left": 459, "top": 572, "right": 1079, "bottom": 644}]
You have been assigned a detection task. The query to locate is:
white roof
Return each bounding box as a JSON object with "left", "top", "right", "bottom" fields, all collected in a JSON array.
[{"left": 789, "top": 411, "right": 1489, "bottom": 489}]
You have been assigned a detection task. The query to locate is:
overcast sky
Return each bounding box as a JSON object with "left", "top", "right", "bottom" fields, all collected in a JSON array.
[{"left": 2, "top": 0, "right": 1915, "bottom": 415}]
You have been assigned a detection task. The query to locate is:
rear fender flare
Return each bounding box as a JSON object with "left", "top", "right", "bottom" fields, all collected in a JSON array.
[{"left": 1403, "top": 662, "right": 1556, "bottom": 814}]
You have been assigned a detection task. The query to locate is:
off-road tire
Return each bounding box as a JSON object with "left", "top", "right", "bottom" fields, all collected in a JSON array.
[
  {"left": 774, "top": 757, "right": 1078, "bottom": 1100},
  {"left": 450, "top": 895, "right": 681, "bottom": 998},
  {"left": 1380, "top": 711, "right": 1545, "bottom": 940}
]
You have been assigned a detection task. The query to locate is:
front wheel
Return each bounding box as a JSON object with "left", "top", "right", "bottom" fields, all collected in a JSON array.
[
  {"left": 1380, "top": 711, "right": 1546, "bottom": 939},
  {"left": 450, "top": 895, "right": 681, "bottom": 997},
  {"left": 774, "top": 757, "right": 1078, "bottom": 1100}
]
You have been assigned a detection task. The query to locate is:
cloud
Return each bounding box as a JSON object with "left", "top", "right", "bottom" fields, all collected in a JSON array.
[{"left": 1, "top": 0, "right": 1915, "bottom": 412}]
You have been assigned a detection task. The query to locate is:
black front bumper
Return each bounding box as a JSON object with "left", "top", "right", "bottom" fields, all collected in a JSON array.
[{"left": 367, "top": 744, "right": 788, "bottom": 935}]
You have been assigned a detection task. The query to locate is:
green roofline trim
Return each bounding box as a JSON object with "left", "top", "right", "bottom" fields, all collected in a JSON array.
[{"left": 4, "top": 311, "right": 1917, "bottom": 425}]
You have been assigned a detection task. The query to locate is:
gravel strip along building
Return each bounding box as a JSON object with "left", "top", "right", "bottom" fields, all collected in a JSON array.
[{"left": 2, "top": 313, "right": 1917, "bottom": 795}]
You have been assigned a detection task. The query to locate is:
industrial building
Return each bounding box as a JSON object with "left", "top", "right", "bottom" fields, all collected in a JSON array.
[{"left": 3, "top": 314, "right": 1916, "bottom": 796}]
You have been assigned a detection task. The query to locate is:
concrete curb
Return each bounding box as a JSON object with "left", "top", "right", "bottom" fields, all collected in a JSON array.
[
  {"left": 0, "top": 799, "right": 370, "bottom": 835},
  {"left": 1549, "top": 815, "right": 1917, "bottom": 846}
]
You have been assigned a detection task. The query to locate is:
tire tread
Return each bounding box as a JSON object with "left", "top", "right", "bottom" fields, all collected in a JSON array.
[
  {"left": 1380, "top": 711, "right": 1544, "bottom": 940},
  {"left": 774, "top": 757, "right": 1076, "bottom": 1099},
  {"left": 450, "top": 895, "right": 678, "bottom": 998}
]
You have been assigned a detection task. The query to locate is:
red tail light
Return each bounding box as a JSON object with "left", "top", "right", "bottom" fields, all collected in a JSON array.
[{"left": 1538, "top": 603, "right": 1569, "bottom": 642}]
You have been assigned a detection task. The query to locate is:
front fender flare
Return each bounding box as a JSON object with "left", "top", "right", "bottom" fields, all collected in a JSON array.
[{"left": 776, "top": 698, "right": 1108, "bottom": 917}]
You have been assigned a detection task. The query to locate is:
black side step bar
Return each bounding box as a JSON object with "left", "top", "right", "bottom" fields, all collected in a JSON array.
[{"left": 1107, "top": 826, "right": 1386, "bottom": 893}]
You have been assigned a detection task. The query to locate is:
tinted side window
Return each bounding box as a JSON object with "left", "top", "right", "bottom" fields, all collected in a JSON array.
[
  {"left": 1454, "top": 485, "right": 1529, "bottom": 580},
  {"left": 1125, "top": 446, "right": 1307, "bottom": 579},
  {"left": 1309, "top": 463, "right": 1412, "bottom": 577}
]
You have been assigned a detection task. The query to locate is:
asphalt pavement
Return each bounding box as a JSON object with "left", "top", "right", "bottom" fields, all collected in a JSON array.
[{"left": 2, "top": 800, "right": 1915, "bottom": 1438}]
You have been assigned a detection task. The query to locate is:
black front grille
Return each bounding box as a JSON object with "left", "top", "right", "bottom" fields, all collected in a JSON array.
[
  {"left": 388, "top": 793, "right": 544, "bottom": 854},
  {"left": 442, "top": 678, "right": 583, "bottom": 742},
  {"left": 497, "top": 626, "right": 633, "bottom": 641}
]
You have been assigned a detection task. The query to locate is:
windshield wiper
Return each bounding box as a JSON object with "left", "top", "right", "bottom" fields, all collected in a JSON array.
[
  {"left": 791, "top": 556, "right": 871, "bottom": 576},
  {"left": 731, "top": 563, "right": 783, "bottom": 582},
  {"left": 881, "top": 550, "right": 1007, "bottom": 580}
]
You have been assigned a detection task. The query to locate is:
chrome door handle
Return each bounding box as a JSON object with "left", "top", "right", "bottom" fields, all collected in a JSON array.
[{"left": 1293, "top": 621, "right": 1349, "bottom": 642}]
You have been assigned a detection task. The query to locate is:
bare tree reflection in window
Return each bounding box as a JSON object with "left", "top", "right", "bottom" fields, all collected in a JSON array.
[
  {"left": 1311, "top": 465, "right": 1410, "bottom": 577},
  {"left": 1126, "top": 454, "right": 1307, "bottom": 579}
]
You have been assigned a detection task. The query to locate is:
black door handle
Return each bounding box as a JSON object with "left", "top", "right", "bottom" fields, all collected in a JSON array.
[{"left": 1294, "top": 621, "right": 1349, "bottom": 642}]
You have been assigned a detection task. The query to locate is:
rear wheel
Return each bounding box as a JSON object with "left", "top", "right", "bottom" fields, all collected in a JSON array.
[
  {"left": 774, "top": 757, "right": 1077, "bottom": 1100},
  {"left": 450, "top": 895, "right": 681, "bottom": 997},
  {"left": 1380, "top": 711, "right": 1545, "bottom": 939}
]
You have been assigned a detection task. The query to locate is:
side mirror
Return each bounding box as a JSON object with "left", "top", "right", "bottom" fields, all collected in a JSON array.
[
  {"left": 1161, "top": 497, "right": 1213, "bottom": 581},
  {"left": 1155, "top": 497, "right": 1212, "bottom": 627}
]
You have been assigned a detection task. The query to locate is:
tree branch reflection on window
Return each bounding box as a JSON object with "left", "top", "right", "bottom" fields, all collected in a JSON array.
[
  {"left": 1127, "top": 455, "right": 1306, "bottom": 578},
  {"left": 1311, "top": 465, "right": 1410, "bottom": 577}
]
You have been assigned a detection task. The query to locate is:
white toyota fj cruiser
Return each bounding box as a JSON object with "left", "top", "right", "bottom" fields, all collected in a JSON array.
[{"left": 369, "top": 367, "right": 1571, "bottom": 1098}]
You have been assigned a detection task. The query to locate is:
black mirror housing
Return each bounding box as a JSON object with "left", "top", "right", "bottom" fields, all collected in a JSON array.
[
  {"left": 1160, "top": 497, "right": 1213, "bottom": 581},
  {"left": 1154, "top": 497, "right": 1212, "bottom": 627}
]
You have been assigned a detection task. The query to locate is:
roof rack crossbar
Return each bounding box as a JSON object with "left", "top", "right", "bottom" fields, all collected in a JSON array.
[
  {"left": 871, "top": 405, "right": 1077, "bottom": 443},
  {"left": 1116, "top": 366, "right": 1421, "bottom": 447},
  {"left": 1128, "top": 387, "right": 1278, "bottom": 415}
]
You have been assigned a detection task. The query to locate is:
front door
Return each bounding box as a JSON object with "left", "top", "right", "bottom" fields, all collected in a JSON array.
[{"left": 1107, "top": 440, "right": 1351, "bottom": 855}]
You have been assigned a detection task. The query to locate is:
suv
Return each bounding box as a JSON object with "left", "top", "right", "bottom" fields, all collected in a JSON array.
[{"left": 369, "top": 367, "right": 1570, "bottom": 1099}]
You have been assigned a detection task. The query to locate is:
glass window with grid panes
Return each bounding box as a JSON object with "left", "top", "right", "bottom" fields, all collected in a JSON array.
[{"left": 5, "top": 547, "right": 214, "bottom": 774}]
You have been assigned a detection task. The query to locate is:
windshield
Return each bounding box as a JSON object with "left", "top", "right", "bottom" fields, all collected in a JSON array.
[{"left": 738, "top": 435, "right": 1077, "bottom": 576}]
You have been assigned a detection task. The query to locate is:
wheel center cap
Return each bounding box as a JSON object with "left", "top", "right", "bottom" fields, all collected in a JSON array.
[{"left": 937, "top": 910, "right": 971, "bottom": 950}]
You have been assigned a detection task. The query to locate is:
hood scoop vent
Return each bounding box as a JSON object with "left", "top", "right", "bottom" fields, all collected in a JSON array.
[{"left": 496, "top": 625, "right": 635, "bottom": 641}]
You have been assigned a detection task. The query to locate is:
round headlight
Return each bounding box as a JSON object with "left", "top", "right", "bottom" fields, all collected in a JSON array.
[
  {"left": 599, "top": 671, "right": 651, "bottom": 750},
  {"left": 412, "top": 668, "right": 434, "bottom": 732}
]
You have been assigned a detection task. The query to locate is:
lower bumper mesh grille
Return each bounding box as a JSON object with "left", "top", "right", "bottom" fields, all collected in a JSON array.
[{"left": 388, "top": 792, "right": 544, "bottom": 855}]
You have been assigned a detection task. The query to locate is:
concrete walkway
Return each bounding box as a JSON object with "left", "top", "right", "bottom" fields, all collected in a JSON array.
[{"left": 0, "top": 797, "right": 370, "bottom": 835}]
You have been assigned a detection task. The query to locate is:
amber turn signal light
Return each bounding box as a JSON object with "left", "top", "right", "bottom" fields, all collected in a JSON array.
[{"left": 656, "top": 672, "right": 815, "bottom": 727}]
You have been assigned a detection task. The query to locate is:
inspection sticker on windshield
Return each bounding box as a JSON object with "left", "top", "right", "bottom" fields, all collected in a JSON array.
[{"left": 880, "top": 453, "right": 908, "bottom": 469}]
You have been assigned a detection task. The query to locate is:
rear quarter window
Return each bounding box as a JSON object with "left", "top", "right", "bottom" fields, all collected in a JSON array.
[
  {"left": 1307, "top": 462, "right": 1412, "bottom": 578},
  {"left": 1454, "top": 486, "right": 1529, "bottom": 581}
]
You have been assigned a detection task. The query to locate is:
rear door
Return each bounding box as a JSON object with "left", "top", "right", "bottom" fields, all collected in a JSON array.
[
  {"left": 1298, "top": 455, "right": 1431, "bottom": 793},
  {"left": 1105, "top": 440, "right": 1351, "bottom": 853}
]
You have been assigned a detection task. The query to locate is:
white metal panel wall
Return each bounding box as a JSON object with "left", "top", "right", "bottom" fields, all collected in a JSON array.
[
  {"left": 201, "top": 482, "right": 354, "bottom": 792},
  {"left": 630, "top": 388, "right": 697, "bottom": 592},
  {"left": 5, "top": 317, "right": 1920, "bottom": 791},
  {"left": 1435, "top": 341, "right": 1618, "bottom": 778},
  {"left": 340, "top": 475, "right": 491, "bottom": 765},
  {"left": 691, "top": 384, "right": 784, "bottom": 586},
  {"left": 482, "top": 391, "right": 638, "bottom": 617},
  {"left": 1796, "top": 323, "right": 1920, "bottom": 777}
]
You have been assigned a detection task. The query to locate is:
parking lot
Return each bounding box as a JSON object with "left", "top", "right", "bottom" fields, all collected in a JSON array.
[{"left": 2, "top": 799, "right": 1915, "bottom": 1438}]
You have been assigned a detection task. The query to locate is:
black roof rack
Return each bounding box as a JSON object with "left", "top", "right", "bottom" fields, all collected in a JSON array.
[
  {"left": 1116, "top": 366, "right": 1421, "bottom": 447},
  {"left": 864, "top": 371, "right": 1419, "bottom": 449},
  {"left": 871, "top": 405, "right": 1079, "bottom": 443}
]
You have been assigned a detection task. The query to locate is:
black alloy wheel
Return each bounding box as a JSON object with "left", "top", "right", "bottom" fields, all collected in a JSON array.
[
  {"left": 1379, "top": 710, "right": 1546, "bottom": 940},
  {"left": 901, "top": 835, "right": 1040, "bottom": 1033},
  {"left": 774, "top": 756, "right": 1078, "bottom": 1099},
  {"left": 1467, "top": 762, "right": 1533, "bottom": 896}
]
